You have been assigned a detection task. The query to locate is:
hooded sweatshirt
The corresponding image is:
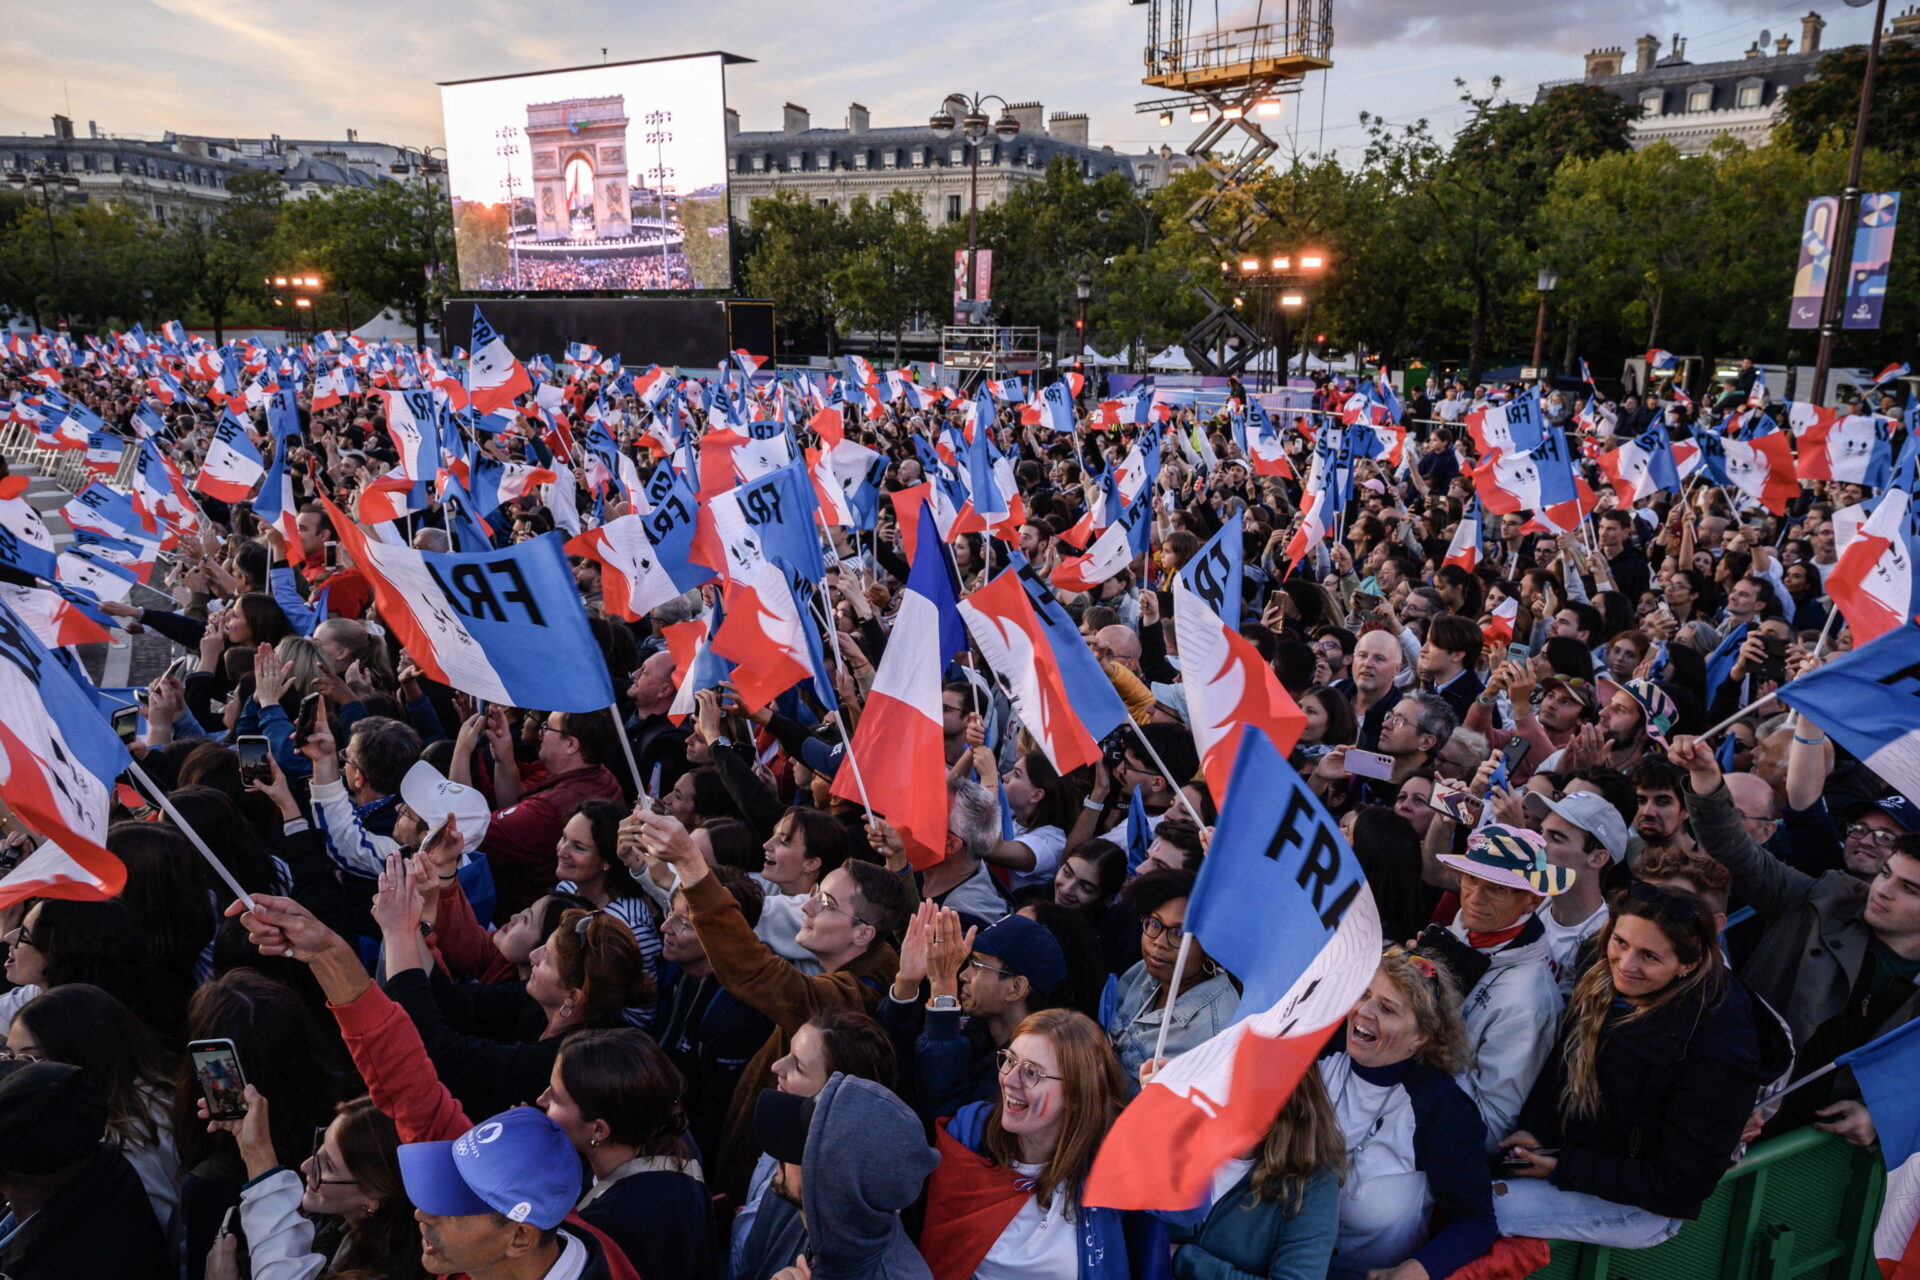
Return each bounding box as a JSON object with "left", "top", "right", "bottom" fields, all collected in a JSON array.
[
  {"left": 1448, "top": 913, "right": 1563, "bottom": 1149},
  {"left": 783, "top": 1073, "right": 940, "bottom": 1280}
]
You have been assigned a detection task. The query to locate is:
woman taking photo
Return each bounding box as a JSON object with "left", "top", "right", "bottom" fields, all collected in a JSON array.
[
  {"left": 200, "top": 1089, "right": 424, "bottom": 1280},
  {"left": 1165, "top": 1067, "right": 1343, "bottom": 1280},
  {"left": 1496, "top": 882, "right": 1789, "bottom": 1247},
  {"left": 1105, "top": 869, "right": 1240, "bottom": 1095},
  {"left": 543, "top": 1028, "right": 715, "bottom": 1280},
  {"left": 1322, "top": 948, "right": 1495, "bottom": 1280},
  {"left": 921, "top": 1008, "right": 1164, "bottom": 1280}
]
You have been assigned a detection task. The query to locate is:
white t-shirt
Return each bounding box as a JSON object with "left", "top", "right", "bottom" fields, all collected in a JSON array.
[
  {"left": 974, "top": 1162, "right": 1079, "bottom": 1280},
  {"left": 1537, "top": 900, "right": 1609, "bottom": 998},
  {"left": 1008, "top": 821, "right": 1068, "bottom": 891}
]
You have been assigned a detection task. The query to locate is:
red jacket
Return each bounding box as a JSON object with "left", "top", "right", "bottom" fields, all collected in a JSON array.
[
  {"left": 480, "top": 764, "right": 624, "bottom": 920},
  {"left": 329, "top": 984, "right": 640, "bottom": 1280}
]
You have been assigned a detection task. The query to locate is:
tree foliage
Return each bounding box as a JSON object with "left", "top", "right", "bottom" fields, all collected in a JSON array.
[{"left": 1778, "top": 41, "right": 1920, "bottom": 165}]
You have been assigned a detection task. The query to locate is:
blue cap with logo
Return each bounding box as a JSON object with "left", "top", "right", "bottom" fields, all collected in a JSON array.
[
  {"left": 972, "top": 914, "right": 1068, "bottom": 994},
  {"left": 397, "top": 1106, "right": 580, "bottom": 1231}
]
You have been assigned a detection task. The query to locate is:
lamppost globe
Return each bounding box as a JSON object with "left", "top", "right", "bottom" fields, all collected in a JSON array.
[
  {"left": 962, "top": 110, "right": 990, "bottom": 140},
  {"left": 928, "top": 111, "right": 956, "bottom": 135},
  {"left": 994, "top": 113, "right": 1020, "bottom": 139}
]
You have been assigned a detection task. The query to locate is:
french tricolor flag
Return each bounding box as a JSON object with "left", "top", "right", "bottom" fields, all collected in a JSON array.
[
  {"left": 1873, "top": 361, "right": 1911, "bottom": 388},
  {"left": 565, "top": 514, "right": 690, "bottom": 624},
  {"left": 0, "top": 593, "right": 133, "bottom": 910},
  {"left": 467, "top": 306, "right": 532, "bottom": 416},
  {"left": 1482, "top": 594, "right": 1520, "bottom": 648},
  {"left": 1085, "top": 728, "right": 1380, "bottom": 1210},
  {"left": 1723, "top": 432, "right": 1801, "bottom": 515},
  {"left": 1174, "top": 573, "right": 1307, "bottom": 804},
  {"left": 1828, "top": 488, "right": 1920, "bottom": 647},
  {"left": 1443, "top": 497, "right": 1484, "bottom": 573},
  {"left": 959, "top": 569, "right": 1104, "bottom": 774},
  {"left": 253, "top": 444, "right": 304, "bottom": 567},
  {"left": 192, "top": 413, "right": 265, "bottom": 503},
  {"left": 830, "top": 504, "right": 966, "bottom": 867}
]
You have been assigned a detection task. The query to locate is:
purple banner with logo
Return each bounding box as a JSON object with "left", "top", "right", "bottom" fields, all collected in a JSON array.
[
  {"left": 1789, "top": 195, "right": 1839, "bottom": 330},
  {"left": 1843, "top": 191, "right": 1901, "bottom": 330}
]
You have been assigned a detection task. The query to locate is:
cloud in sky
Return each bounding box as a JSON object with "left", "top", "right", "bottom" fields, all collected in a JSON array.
[{"left": 0, "top": 0, "right": 1882, "bottom": 164}]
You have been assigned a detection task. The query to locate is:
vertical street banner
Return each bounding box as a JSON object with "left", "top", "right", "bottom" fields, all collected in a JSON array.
[
  {"left": 1789, "top": 195, "right": 1839, "bottom": 330},
  {"left": 1844, "top": 192, "right": 1902, "bottom": 331},
  {"left": 951, "top": 248, "right": 995, "bottom": 323}
]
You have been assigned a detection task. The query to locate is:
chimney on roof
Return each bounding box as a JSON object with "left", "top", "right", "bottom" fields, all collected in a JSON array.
[
  {"left": 783, "top": 103, "right": 809, "bottom": 135},
  {"left": 1048, "top": 111, "right": 1089, "bottom": 147},
  {"left": 1635, "top": 33, "right": 1660, "bottom": 72},
  {"left": 725, "top": 107, "right": 739, "bottom": 138},
  {"left": 1746, "top": 40, "right": 1762, "bottom": 57},
  {"left": 51, "top": 114, "right": 74, "bottom": 141},
  {"left": 1776, "top": 33, "right": 1794, "bottom": 53},
  {"left": 1584, "top": 47, "right": 1624, "bottom": 78},
  {"left": 847, "top": 102, "right": 869, "bottom": 133},
  {"left": 1891, "top": 6, "right": 1920, "bottom": 37},
  {"left": 1006, "top": 101, "right": 1045, "bottom": 135},
  {"left": 87, "top": 120, "right": 98, "bottom": 139},
  {"left": 1801, "top": 10, "right": 1825, "bottom": 53}
]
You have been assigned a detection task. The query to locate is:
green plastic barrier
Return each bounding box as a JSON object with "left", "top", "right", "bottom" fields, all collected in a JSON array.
[{"left": 1525, "top": 1127, "right": 1885, "bottom": 1280}]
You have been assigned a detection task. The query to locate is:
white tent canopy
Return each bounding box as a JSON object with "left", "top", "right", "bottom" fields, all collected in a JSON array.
[{"left": 1147, "top": 345, "right": 1193, "bottom": 371}]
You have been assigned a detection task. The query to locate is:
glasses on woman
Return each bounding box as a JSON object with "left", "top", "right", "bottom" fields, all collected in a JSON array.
[
  {"left": 994, "top": 1049, "right": 1064, "bottom": 1090},
  {"left": 1, "top": 925, "right": 33, "bottom": 950},
  {"left": 1140, "top": 915, "right": 1187, "bottom": 944},
  {"left": 0, "top": 1047, "right": 43, "bottom": 1063},
  {"left": 306, "top": 1126, "right": 356, "bottom": 1192}
]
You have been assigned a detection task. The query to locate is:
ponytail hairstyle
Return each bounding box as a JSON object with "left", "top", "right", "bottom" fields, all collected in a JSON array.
[
  {"left": 550, "top": 909, "right": 652, "bottom": 1026},
  {"left": 1560, "top": 884, "right": 1722, "bottom": 1121},
  {"left": 556, "top": 1029, "right": 691, "bottom": 1158}
]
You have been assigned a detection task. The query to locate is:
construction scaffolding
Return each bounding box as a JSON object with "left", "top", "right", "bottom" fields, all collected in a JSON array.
[{"left": 1132, "top": 0, "right": 1336, "bottom": 377}]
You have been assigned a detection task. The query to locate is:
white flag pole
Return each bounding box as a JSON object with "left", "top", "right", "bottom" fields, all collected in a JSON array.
[
  {"left": 1697, "top": 691, "right": 1782, "bottom": 743},
  {"left": 128, "top": 760, "right": 256, "bottom": 911}
]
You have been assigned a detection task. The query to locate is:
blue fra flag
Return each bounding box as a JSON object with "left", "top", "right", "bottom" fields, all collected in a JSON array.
[
  {"left": 1187, "top": 728, "right": 1371, "bottom": 1014},
  {"left": 1838, "top": 1014, "right": 1920, "bottom": 1168},
  {"left": 330, "top": 500, "right": 614, "bottom": 712},
  {"left": 1179, "top": 511, "right": 1244, "bottom": 632}
]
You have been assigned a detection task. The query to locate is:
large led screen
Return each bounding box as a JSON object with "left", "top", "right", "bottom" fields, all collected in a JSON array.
[{"left": 440, "top": 54, "right": 732, "bottom": 292}]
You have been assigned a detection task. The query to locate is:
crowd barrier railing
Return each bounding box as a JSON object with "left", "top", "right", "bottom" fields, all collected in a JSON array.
[
  {"left": 1531, "top": 1126, "right": 1886, "bottom": 1280},
  {"left": 0, "top": 423, "right": 138, "bottom": 494}
]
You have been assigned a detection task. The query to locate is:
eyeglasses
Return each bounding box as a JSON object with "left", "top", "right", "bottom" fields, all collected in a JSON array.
[
  {"left": 539, "top": 722, "right": 569, "bottom": 737},
  {"left": 572, "top": 912, "right": 598, "bottom": 940},
  {"left": 807, "top": 888, "right": 871, "bottom": 929},
  {"left": 661, "top": 911, "right": 695, "bottom": 935},
  {"left": 2, "top": 925, "right": 34, "bottom": 950},
  {"left": 995, "top": 1049, "right": 1064, "bottom": 1090},
  {"left": 1141, "top": 915, "right": 1187, "bottom": 944},
  {"left": 306, "top": 1126, "right": 356, "bottom": 1192},
  {"left": 1845, "top": 823, "right": 1902, "bottom": 849},
  {"left": 1380, "top": 710, "right": 1412, "bottom": 730},
  {"left": 1740, "top": 813, "right": 1781, "bottom": 833},
  {"left": 0, "top": 1047, "right": 43, "bottom": 1063},
  {"left": 966, "top": 955, "right": 1015, "bottom": 978},
  {"left": 1627, "top": 880, "right": 1701, "bottom": 922}
]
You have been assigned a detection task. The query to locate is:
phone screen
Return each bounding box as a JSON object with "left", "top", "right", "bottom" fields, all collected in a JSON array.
[
  {"left": 112, "top": 706, "right": 141, "bottom": 744},
  {"left": 190, "top": 1040, "right": 249, "bottom": 1120},
  {"left": 236, "top": 736, "right": 272, "bottom": 783}
]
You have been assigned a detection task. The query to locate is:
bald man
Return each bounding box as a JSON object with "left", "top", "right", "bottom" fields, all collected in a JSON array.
[
  {"left": 1095, "top": 624, "right": 1143, "bottom": 677},
  {"left": 1339, "top": 629, "right": 1405, "bottom": 751}
]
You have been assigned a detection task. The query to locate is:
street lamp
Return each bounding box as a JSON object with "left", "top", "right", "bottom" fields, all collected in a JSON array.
[
  {"left": 929, "top": 92, "right": 1021, "bottom": 319},
  {"left": 645, "top": 110, "right": 673, "bottom": 278},
  {"left": 6, "top": 161, "right": 82, "bottom": 335},
  {"left": 495, "top": 125, "right": 523, "bottom": 289},
  {"left": 1075, "top": 271, "right": 1092, "bottom": 357},
  {"left": 1532, "top": 266, "right": 1560, "bottom": 375},
  {"left": 1811, "top": 0, "right": 1891, "bottom": 405}
]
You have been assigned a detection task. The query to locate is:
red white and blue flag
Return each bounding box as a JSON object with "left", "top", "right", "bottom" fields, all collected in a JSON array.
[
  {"left": 466, "top": 306, "right": 532, "bottom": 416},
  {"left": 1646, "top": 348, "right": 1678, "bottom": 371},
  {"left": 1173, "top": 573, "right": 1307, "bottom": 804},
  {"left": 1827, "top": 488, "right": 1920, "bottom": 647},
  {"left": 830, "top": 504, "right": 965, "bottom": 867},
  {"left": 0, "top": 594, "right": 133, "bottom": 908},
  {"left": 1443, "top": 497, "right": 1484, "bottom": 573},
  {"left": 1873, "top": 362, "right": 1912, "bottom": 388},
  {"left": 1085, "top": 728, "right": 1380, "bottom": 1209},
  {"left": 192, "top": 412, "right": 265, "bottom": 503},
  {"left": 959, "top": 569, "right": 1103, "bottom": 775},
  {"left": 1778, "top": 618, "right": 1920, "bottom": 807},
  {"left": 1723, "top": 432, "right": 1801, "bottom": 515}
]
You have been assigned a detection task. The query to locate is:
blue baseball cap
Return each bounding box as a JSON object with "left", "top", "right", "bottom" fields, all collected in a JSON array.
[
  {"left": 397, "top": 1107, "right": 580, "bottom": 1230},
  {"left": 972, "top": 915, "right": 1068, "bottom": 994}
]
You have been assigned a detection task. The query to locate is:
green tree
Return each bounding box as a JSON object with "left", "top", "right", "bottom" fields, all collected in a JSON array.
[
  {"left": 679, "top": 195, "right": 730, "bottom": 290},
  {"left": 163, "top": 169, "right": 283, "bottom": 343},
  {"left": 740, "top": 190, "right": 850, "bottom": 352},
  {"left": 1778, "top": 41, "right": 1920, "bottom": 165},
  {"left": 832, "top": 192, "right": 944, "bottom": 362},
  {"left": 279, "top": 180, "right": 452, "bottom": 344}
]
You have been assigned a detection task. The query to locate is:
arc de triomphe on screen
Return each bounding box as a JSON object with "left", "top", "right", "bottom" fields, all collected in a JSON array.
[{"left": 526, "top": 96, "right": 633, "bottom": 241}]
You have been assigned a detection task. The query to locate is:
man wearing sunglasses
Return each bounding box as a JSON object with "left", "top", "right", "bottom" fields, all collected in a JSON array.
[{"left": 1672, "top": 735, "right": 1920, "bottom": 1148}]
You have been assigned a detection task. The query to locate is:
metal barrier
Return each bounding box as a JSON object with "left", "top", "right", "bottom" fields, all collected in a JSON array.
[
  {"left": 0, "top": 423, "right": 138, "bottom": 494},
  {"left": 1531, "top": 1126, "right": 1886, "bottom": 1280}
]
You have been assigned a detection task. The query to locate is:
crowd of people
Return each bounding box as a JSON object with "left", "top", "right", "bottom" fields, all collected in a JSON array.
[
  {"left": 472, "top": 251, "right": 696, "bottom": 292},
  {"left": 0, "top": 340, "right": 1915, "bottom": 1280}
]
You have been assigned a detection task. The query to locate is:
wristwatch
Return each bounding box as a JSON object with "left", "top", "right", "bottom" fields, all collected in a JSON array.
[{"left": 926, "top": 994, "right": 961, "bottom": 1013}]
